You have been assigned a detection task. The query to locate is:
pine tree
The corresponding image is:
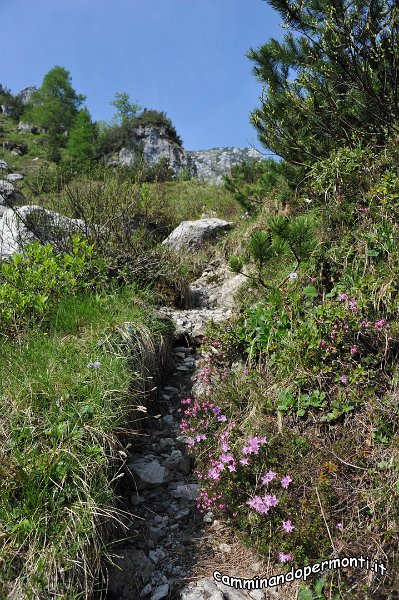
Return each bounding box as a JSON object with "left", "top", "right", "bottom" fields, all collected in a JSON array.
[
  {"left": 66, "top": 108, "right": 95, "bottom": 167},
  {"left": 248, "top": 1, "right": 399, "bottom": 165}
]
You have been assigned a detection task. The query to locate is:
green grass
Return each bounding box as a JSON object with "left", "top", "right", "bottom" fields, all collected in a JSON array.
[
  {"left": 0, "top": 114, "right": 50, "bottom": 176},
  {"left": 155, "top": 179, "right": 243, "bottom": 226},
  {"left": 0, "top": 285, "right": 172, "bottom": 599}
]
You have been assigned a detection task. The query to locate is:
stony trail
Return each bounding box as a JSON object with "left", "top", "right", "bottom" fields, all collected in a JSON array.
[{"left": 105, "top": 258, "right": 286, "bottom": 600}]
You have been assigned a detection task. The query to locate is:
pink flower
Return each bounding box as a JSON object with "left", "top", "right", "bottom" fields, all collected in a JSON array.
[
  {"left": 282, "top": 520, "right": 295, "bottom": 533},
  {"left": 261, "top": 470, "right": 277, "bottom": 485},
  {"left": 218, "top": 414, "right": 227, "bottom": 422},
  {"left": 240, "top": 457, "right": 249, "bottom": 466},
  {"left": 280, "top": 475, "right": 292, "bottom": 489},
  {"left": 278, "top": 552, "right": 293, "bottom": 563},
  {"left": 336, "top": 522, "right": 344, "bottom": 531},
  {"left": 339, "top": 375, "right": 347, "bottom": 384},
  {"left": 219, "top": 453, "right": 234, "bottom": 464},
  {"left": 242, "top": 436, "right": 267, "bottom": 455},
  {"left": 338, "top": 293, "right": 348, "bottom": 301},
  {"left": 350, "top": 347, "right": 357, "bottom": 354},
  {"left": 247, "top": 494, "right": 279, "bottom": 515}
]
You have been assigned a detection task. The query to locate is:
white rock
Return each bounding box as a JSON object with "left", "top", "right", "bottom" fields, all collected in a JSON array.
[
  {"left": 118, "top": 124, "right": 196, "bottom": 178},
  {"left": 187, "top": 146, "right": 265, "bottom": 184},
  {"left": 7, "top": 173, "right": 24, "bottom": 182},
  {"left": 249, "top": 591, "right": 265, "bottom": 600},
  {"left": 0, "top": 205, "right": 86, "bottom": 258},
  {"left": 162, "top": 218, "right": 232, "bottom": 251},
  {"left": 179, "top": 587, "right": 205, "bottom": 600}
]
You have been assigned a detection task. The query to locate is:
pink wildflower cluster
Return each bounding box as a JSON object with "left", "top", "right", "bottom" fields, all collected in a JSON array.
[
  {"left": 361, "top": 317, "right": 387, "bottom": 331},
  {"left": 179, "top": 396, "right": 225, "bottom": 442},
  {"left": 197, "top": 489, "right": 224, "bottom": 512},
  {"left": 320, "top": 319, "right": 350, "bottom": 354},
  {"left": 241, "top": 436, "right": 267, "bottom": 455},
  {"left": 207, "top": 451, "right": 239, "bottom": 480},
  {"left": 196, "top": 338, "right": 230, "bottom": 388},
  {"left": 247, "top": 471, "right": 293, "bottom": 517},
  {"left": 261, "top": 469, "right": 277, "bottom": 484},
  {"left": 282, "top": 519, "right": 295, "bottom": 532},
  {"left": 247, "top": 494, "right": 279, "bottom": 514}
]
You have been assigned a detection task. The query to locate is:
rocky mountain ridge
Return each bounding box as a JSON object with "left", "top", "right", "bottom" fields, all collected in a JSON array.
[
  {"left": 188, "top": 146, "right": 265, "bottom": 183},
  {"left": 113, "top": 131, "right": 266, "bottom": 183}
]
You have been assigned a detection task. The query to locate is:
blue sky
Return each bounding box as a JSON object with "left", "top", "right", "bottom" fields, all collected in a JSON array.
[{"left": 1, "top": 0, "right": 283, "bottom": 151}]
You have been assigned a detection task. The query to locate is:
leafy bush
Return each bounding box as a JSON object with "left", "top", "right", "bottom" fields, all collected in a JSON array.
[{"left": 0, "top": 237, "right": 106, "bottom": 335}]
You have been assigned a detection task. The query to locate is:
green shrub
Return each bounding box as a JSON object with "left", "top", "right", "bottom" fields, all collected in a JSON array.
[{"left": 0, "top": 237, "right": 106, "bottom": 335}]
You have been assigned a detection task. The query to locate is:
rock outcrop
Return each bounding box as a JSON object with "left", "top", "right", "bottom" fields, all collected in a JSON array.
[
  {"left": 18, "top": 86, "right": 37, "bottom": 104},
  {"left": 2, "top": 141, "right": 27, "bottom": 156},
  {"left": 188, "top": 147, "right": 265, "bottom": 183},
  {"left": 0, "top": 205, "right": 87, "bottom": 258},
  {"left": 0, "top": 105, "right": 14, "bottom": 117},
  {"left": 17, "top": 121, "right": 44, "bottom": 134},
  {"left": 0, "top": 180, "right": 25, "bottom": 213},
  {"left": 162, "top": 218, "right": 232, "bottom": 251},
  {"left": 117, "top": 125, "right": 197, "bottom": 177}
]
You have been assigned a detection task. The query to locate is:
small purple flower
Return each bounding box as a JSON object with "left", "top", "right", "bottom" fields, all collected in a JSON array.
[
  {"left": 240, "top": 457, "right": 249, "bottom": 466},
  {"left": 88, "top": 360, "right": 101, "bottom": 369},
  {"left": 289, "top": 272, "right": 297, "bottom": 280},
  {"left": 336, "top": 522, "right": 344, "bottom": 531},
  {"left": 282, "top": 520, "right": 295, "bottom": 533},
  {"left": 261, "top": 470, "right": 277, "bottom": 485},
  {"left": 279, "top": 552, "right": 293, "bottom": 563},
  {"left": 217, "top": 414, "right": 227, "bottom": 422},
  {"left": 280, "top": 475, "right": 292, "bottom": 489},
  {"left": 339, "top": 375, "right": 347, "bottom": 384}
]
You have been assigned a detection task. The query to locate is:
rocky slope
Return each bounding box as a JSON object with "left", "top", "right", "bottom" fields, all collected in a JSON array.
[
  {"left": 188, "top": 147, "right": 265, "bottom": 183},
  {"left": 115, "top": 125, "right": 198, "bottom": 178}
]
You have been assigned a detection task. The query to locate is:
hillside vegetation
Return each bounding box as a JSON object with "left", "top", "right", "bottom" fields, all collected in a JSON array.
[
  {"left": 2, "top": 1, "right": 399, "bottom": 598},
  {"left": 0, "top": 87, "right": 241, "bottom": 597}
]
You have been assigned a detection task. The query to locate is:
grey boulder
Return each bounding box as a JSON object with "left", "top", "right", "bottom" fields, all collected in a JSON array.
[
  {"left": 162, "top": 218, "right": 232, "bottom": 251},
  {"left": 0, "top": 205, "right": 87, "bottom": 258},
  {"left": 7, "top": 173, "right": 24, "bottom": 182}
]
